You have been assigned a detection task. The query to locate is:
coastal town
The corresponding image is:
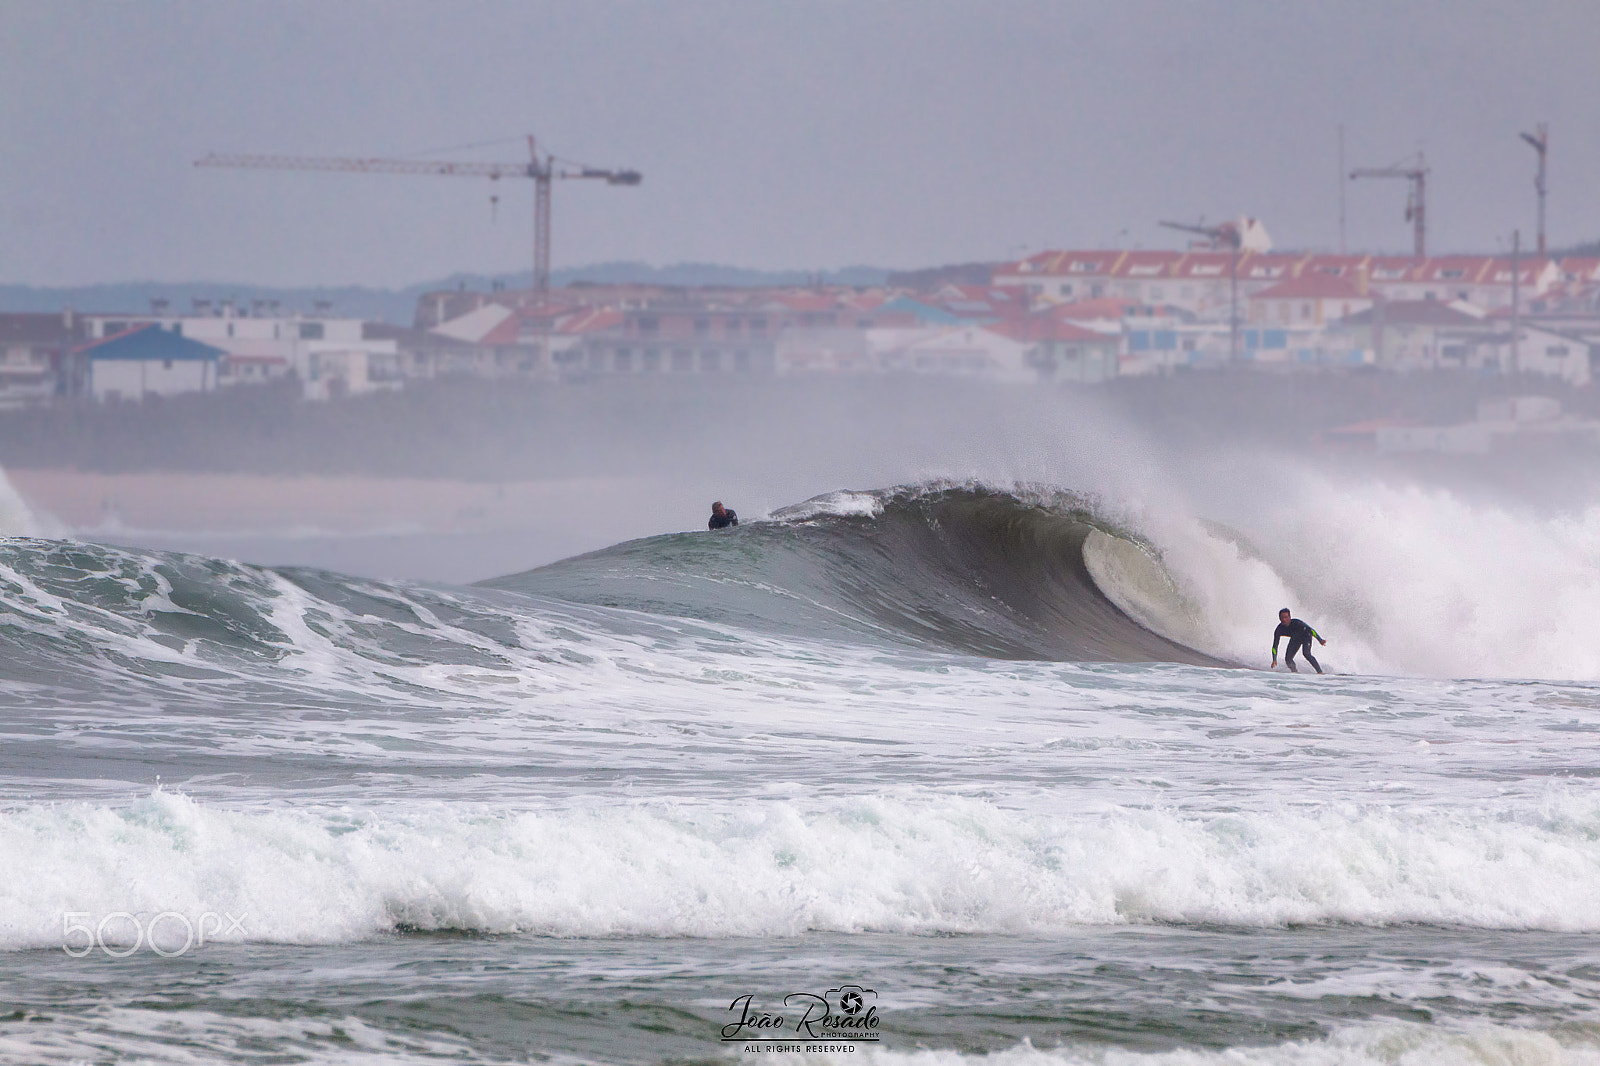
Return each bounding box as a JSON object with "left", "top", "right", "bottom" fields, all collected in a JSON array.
[
  {"left": 5, "top": 228, "right": 1600, "bottom": 444},
  {"left": 7, "top": 228, "right": 1600, "bottom": 405}
]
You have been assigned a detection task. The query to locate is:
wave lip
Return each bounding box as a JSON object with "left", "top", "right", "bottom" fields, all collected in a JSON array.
[
  {"left": 8, "top": 790, "right": 1600, "bottom": 951},
  {"left": 488, "top": 483, "right": 1223, "bottom": 665}
]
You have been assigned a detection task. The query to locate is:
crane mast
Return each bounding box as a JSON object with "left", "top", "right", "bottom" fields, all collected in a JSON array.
[
  {"left": 1159, "top": 218, "right": 1242, "bottom": 363},
  {"left": 1519, "top": 123, "right": 1549, "bottom": 256},
  {"left": 196, "top": 135, "right": 641, "bottom": 294},
  {"left": 1349, "top": 153, "right": 1429, "bottom": 258}
]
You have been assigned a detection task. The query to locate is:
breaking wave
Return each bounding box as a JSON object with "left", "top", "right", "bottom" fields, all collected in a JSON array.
[
  {"left": 7, "top": 788, "right": 1600, "bottom": 950},
  {"left": 486, "top": 483, "right": 1221, "bottom": 665}
]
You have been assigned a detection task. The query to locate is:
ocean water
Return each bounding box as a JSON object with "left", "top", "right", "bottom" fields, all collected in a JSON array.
[{"left": 3, "top": 477, "right": 1600, "bottom": 1064}]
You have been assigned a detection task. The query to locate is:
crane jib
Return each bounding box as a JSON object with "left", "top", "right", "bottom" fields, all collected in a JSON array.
[{"left": 193, "top": 140, "right": 641, "bottom": 293}]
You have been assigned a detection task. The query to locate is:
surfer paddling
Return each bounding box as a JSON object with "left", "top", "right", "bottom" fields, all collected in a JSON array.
[
  {"left": 708, "top": 501, "right": 739, "bottom": 530},
  {"left": 1271, "top": 608, "right": 1326, "bottom": 674}
]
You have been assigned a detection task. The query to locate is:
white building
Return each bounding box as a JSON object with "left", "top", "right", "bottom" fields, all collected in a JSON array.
[
  {"left": 995, "top": 250, "right": 1570, "bottom": 319},
  {"left": 81, "top": 313, "right": 395, "bottom": 399},
  {"left": 868, "top": 327, "right": 1034, "bottom": 382}
]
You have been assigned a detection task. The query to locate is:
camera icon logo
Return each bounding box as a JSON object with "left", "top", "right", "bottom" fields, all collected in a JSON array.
[{"left": 834, "top": 984, "right": 870, "bottom": 1016}]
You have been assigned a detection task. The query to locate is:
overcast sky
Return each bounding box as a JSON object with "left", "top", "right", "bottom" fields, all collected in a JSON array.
[{"left": 2, "top": 0, "right": 1596, "bottom": 287}]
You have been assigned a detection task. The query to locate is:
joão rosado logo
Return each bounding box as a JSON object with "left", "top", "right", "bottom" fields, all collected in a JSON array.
[{"left": 722, "top": 984, "right": 881, "bottom": 1047}]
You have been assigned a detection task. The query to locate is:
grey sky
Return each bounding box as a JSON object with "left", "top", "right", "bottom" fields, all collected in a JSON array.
[{"left": 2, "top": 0, "right": 1596, "bottom": 287}]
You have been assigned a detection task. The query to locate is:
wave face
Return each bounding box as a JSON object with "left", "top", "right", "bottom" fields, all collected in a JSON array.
[{"left": 485, "top": 484, "right": 1221, "bottom": 665}]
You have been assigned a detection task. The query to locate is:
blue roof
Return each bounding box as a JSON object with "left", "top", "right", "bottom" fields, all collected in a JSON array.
[
  {"left": 77, "top": 324, "right": 224, "bottom": 362},
  {"left": 882, "top": 296, "right": 964, "bottom": 325}
]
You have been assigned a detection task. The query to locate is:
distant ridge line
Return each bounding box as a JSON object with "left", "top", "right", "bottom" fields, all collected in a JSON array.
[{"left": 0, "top": 262, "right": 899, "bottom": 322}]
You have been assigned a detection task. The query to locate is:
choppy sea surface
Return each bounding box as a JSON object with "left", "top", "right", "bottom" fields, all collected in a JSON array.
[{"left": 4, "top": 481, "right": 1600, "bottom": 1065}]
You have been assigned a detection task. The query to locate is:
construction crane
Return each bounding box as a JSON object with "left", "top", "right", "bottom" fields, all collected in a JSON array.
[
  {"left": 1350, "top": 153, "right": 1429, "bottom": 258},
  {"left": 1159, "top": 217, "right": 1243, "bottom": 362},
  {"left": 1520, "top": 123, "right": 1548, "bottom": 255},
  {"left": 196, "top": 135, "right": 641, "bottom": 295}
]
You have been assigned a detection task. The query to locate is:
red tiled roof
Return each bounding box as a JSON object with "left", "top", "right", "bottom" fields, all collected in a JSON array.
[
  {"left": 1341, "top": 300, "right": 1483, "bottom": 327},
  {"left": 1411, "top": 256, "right": 1496, "bottom": 284},
  {"left": 1250, "top": 274, "right": 1369, "bottom": 301},
  {"left": 1051, "top": 297, "right": 1143, "bottom": 319},
  {"left": 1298, "top": 256, "right": 1368, "bottom": 279},
  {"left": 1001, "top": 250, "right": 1573, "bottom": 286},
  {"left": 1108, "top": 251, "right": 1182, "bottom": 278},
  {"left": 1168, "top": 252, "right": 1240, "bottom": 279},
  {"left": 554, "top": 308, "right": 626, "bottom": 334},
  {"left": 1559, "top": 257, "right": 1600, "bottom": 281},
  {"left": 990, "top": 314, "right": 1114, "bottom": 343}
]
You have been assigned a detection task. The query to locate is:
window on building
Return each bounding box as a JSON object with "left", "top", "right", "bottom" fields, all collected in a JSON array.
[
  {"left": 298, "top": 322, "right": 323, "bottom": 339},
  {"left": 694, "top": 318, "right": 710, "bottom": 334}
]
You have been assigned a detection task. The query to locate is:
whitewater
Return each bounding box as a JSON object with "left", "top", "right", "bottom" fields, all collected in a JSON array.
[{"left": 3, "top": 473, "right": 1600, "bottom": 1064}]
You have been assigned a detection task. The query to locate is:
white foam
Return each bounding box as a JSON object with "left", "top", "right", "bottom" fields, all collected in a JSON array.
[
  {"left": 1084, "top": 470, "right": 1600, "bottom": 680},
  {"left": 7, "top": 789, "right": 1600, "bottom": 950},
  {"left": 0, "top": 1007, "right": 498, "bottom": 1065},
  {"left": 839, "top": 1024, "right": 1600, "bottom": 1065},
  {"left": 0, "top": 464, "right": 54, "bottom": 538},
  {"left": 774, "top": 490, "right": 886, "bottom": 522}
]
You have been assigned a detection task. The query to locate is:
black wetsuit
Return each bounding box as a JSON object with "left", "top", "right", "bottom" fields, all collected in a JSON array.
[
  {"left": 1272, "top": 618, "right": 1322, "bottom": 673},
  {"left": 708, "top": 509, "right": 739, "bottom": 530}
]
